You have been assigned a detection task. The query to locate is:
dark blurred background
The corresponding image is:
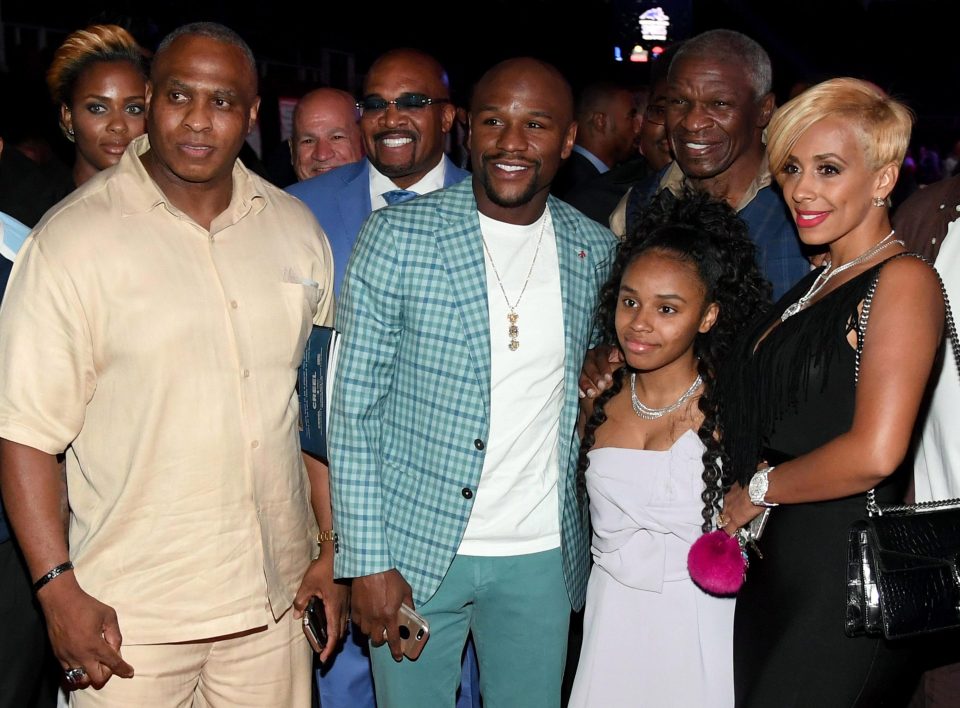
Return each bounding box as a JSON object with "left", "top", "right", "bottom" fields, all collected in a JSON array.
[{"left": 2, "top": 0, "right": 957, "bottom": 177}]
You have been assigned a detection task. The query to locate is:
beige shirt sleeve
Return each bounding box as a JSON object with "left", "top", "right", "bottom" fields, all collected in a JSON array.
[
  {"left": 0, "top": 234, "right": 95, "bottom": 454},
  {"left": 312, "top": 222, "right": 336, "bottom": 328}
]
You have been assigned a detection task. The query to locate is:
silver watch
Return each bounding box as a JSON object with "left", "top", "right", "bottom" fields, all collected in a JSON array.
[{"left": 748, "top": 466, "right": 779, "bottom": 507}]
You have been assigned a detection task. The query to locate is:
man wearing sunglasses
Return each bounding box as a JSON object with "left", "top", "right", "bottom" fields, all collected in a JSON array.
[
  {"left": 288, "top": 49, "right": 478, "bottom": 708},
  {"left": 288, "top": 48, "right": 467, "bottom": 296}
]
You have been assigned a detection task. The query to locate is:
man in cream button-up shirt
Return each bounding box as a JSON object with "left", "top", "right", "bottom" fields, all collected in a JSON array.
[{"left": 0, "top": 22, "right": 335, "bottom": 708}]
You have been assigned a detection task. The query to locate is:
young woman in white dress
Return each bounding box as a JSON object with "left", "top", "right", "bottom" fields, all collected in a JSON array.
[{"left": 569, "top": 190, "right": 769, "bottom": 708}]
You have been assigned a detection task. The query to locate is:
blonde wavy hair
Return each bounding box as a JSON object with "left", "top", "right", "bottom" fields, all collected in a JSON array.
[
  {"left": 767, "top": 78, "right": 913, "bottom": 175},
  {"left": 46, "top": 24, "right": 145, "bottom": 106}
]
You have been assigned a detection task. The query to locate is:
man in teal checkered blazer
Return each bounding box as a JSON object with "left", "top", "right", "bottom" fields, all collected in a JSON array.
[{"left": 329, "top": 58, "right": 617, "bottom": 707}]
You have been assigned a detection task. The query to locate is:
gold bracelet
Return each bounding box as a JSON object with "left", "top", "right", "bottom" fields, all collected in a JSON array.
[{"left": 317, "top": 530, "right": 337, "bottom": 545}]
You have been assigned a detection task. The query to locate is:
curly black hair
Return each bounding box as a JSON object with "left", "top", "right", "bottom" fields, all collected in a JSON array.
[{"left": 577, "top": 189, "right": 771, "bottom": 532}]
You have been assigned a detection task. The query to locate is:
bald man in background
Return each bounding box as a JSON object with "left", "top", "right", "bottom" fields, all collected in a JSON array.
[{"left": 289, "top": 88, "right": 364, "bottom": 182}]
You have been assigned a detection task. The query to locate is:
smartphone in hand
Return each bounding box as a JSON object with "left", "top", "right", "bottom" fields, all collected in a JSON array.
[
  {"left": 303, "top": 596, "right": 328, "bottom": 653},
  {"left": 398, "top": 603, "right": 430, "bottom": 660}
]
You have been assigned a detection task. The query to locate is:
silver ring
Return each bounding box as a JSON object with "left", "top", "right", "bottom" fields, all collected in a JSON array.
[
  {"left": 64, "top": 667, "right": 87, "bottom": 684},
  {"left": 382, "top": 627, "right": 388, "bottom": 640}
]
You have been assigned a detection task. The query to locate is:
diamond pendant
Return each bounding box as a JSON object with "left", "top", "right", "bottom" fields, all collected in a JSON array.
[
  {"left": 780, "top": 301, "right": 802, "bottom": 322},
  {"left": 508, "top": 311, "right": 519, "bottom": 350}
]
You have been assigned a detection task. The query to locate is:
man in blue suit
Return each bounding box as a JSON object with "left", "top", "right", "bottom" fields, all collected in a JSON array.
[
  {"left": 287, "top": 49, "right": 475, "bottom": 708},
  {"left": 330, "top": 57, "right": 616, "bottom": 707},
  {"left": 288, "top": 49, "right": 468, "bottom": 296}
]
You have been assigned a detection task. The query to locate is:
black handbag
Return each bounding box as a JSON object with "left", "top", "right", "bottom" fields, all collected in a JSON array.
[{"left": 844, "top": 253, "right": 960, "bottom": 640}]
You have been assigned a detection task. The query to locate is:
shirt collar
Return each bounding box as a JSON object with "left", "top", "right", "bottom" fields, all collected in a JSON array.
[
  {"left": 117, "top": 134, "right": 267, "bottom": 221},
  {"left": 658, "top": 155, "right": 772, "bottom": 212},
  {"left": 368, "top": 156, "right": 446, "bottom": 209},
  {"left": 572, "top": 145, "right": 610, "bottom": 174}
]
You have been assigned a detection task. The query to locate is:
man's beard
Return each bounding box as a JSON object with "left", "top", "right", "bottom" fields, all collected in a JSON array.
[{"left": 477, "top": 156, "right": 542, "bottom": 208}]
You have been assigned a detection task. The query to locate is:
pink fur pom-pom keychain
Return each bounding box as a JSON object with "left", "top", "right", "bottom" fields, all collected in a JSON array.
[{"left": 687, "top": 529, "right": 747, "bottom": 596}]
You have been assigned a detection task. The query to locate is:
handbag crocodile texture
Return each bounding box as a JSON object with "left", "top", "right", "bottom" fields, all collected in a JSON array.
[
  {"left": 844, "top": 254, "right": 960, "bottom": 640},
  {"left": 846, "top": 499, "right": 960, "bottom": 638}
]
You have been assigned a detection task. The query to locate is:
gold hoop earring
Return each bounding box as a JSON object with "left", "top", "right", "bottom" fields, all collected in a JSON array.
[{"left": 872, "top": 197, "right": 886, "bottom": 207}]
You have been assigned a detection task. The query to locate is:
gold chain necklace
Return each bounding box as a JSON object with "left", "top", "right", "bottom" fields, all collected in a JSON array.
[{"left": 480, "top": 212, "right": 548, "bottom": 351}]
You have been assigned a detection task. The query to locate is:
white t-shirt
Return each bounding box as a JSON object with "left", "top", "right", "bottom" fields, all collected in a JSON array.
[{"left": 458, "top": 207, "right": 565, "bottom": 555}]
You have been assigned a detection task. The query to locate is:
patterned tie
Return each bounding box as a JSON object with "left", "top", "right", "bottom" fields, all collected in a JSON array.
[{"left": 382, "top": 189, "right": 418, "bottom": 205}]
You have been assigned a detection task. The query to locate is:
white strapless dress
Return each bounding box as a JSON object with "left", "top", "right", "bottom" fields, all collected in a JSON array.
[{"left": 568, "top": 430, "right": 735, "bottom": 708}]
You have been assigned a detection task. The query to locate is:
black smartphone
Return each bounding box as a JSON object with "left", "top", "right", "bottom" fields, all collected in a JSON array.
[{"left": 303, "top": 596, "right": 328, "bottom": 653}]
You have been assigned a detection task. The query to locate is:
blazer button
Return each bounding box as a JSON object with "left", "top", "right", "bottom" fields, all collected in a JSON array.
[
  {"left": 474, "top": 439, "right": 485, "bottom": 450},
  {"left": 461, "top": 487, "right": 474, "bottom": 500}
]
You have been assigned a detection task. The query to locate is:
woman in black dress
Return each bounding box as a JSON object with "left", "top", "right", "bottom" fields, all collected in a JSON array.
[{"left": 718, "top": 78, "right": 945, "bottom": 707}]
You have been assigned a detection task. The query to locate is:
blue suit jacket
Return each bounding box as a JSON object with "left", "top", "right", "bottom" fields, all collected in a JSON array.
[
  {"left": 329, "top": 178, "right": 617, "bottom": 611},
  {"left": 287, "top": 156, "right": 469, "bottom": 295}
]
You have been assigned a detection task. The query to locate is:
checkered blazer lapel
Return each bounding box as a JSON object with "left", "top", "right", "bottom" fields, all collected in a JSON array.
[
  {"left": 330, "top": 176, "right": 614, "bottom": 608},
  {"left": 551, "top": 194, "right": 590, "bottom": 392},
  {"left": 433, "top": 186, "right": 493, "bottom": 411},
  {"left": 429, "top": 188, "right": 595, "bottom": 421}
]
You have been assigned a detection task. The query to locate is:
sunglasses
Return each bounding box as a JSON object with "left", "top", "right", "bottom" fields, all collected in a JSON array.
[{"left": 357, "top": 93, "right": 450, "bottom": 114}]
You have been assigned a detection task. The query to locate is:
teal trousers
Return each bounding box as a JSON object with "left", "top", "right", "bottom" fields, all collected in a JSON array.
[{"left": 370, "top": 548, "right": 571, "bottom": 708}]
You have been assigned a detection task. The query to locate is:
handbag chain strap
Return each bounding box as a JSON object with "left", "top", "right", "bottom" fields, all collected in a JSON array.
[{"left": 854, "top": 252, "right": 960, "bottom": 516}]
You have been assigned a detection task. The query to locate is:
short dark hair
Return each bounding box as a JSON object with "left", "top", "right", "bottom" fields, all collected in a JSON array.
[
  {"left": 154, "top": 22, "right": 257, "bottom": 90},
  {"left": 672, "top": 29, "right": 771, "bottom": 100},
  {"left": 575, "top": 82, "right": 630, "bottom": 123}
]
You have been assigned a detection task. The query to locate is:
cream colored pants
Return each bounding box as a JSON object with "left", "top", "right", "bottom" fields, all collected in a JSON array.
[{"left": 69, "top": 610, "right": 311, "bottom": 708}]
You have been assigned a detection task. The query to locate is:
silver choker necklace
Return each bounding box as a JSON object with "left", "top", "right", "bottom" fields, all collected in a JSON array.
[
  {"left": 780, "top": 229, "right": 903, "bottom": 322},
  {"left": 630, "top": 372, "right": 703, "bottom": 420}
]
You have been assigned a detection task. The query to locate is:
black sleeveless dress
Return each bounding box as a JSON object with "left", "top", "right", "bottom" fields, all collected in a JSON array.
[{"left": 720, "top": 263, "right": 922, "bottom": 707}]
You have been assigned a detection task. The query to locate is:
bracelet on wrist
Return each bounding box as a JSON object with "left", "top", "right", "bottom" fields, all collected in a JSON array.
[
  {"left": 316, "top": 530, "right": 339, "bottom": 553},
  {"left": 32, "top": 561, "right": 74, "bottom": 594}
]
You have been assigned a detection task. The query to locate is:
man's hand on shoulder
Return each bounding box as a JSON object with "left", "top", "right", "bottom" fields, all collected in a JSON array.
[
  {"left": 37, "top": 573, "right": 134, "bottom": 689},
  {"left": 351, "top": 568, "right": 413, "bottom": 662}
]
